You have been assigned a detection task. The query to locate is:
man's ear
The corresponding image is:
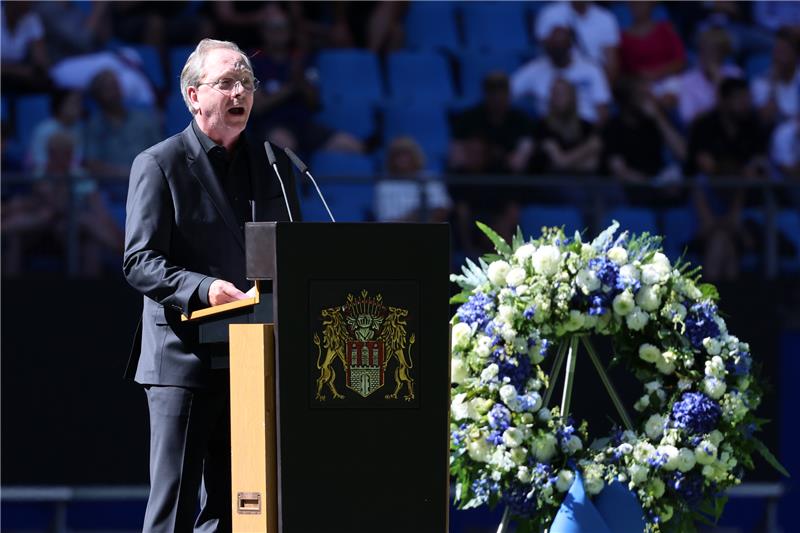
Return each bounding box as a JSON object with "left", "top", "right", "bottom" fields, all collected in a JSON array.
[{"left": 187, "top": 87, "right": 201, "bottom": 114}]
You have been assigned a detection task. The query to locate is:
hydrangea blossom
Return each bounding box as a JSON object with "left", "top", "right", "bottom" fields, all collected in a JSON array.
[{"left": 671, "top": 392, "right": 722, "bottom": 435}]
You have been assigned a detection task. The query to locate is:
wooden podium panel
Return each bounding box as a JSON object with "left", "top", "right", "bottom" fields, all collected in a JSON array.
[{"left": 229, "top": 324, "right": 278, "bottom": 533}]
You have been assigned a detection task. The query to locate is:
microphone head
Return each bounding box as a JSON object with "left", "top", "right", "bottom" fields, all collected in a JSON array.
[
  {"left": 283, "top": 146, "right": 308, "bottom": 174},
  {"left": 263, "top": 141, "right": 277, "bottom": 165}
]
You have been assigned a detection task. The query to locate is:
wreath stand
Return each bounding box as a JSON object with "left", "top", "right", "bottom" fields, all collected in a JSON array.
[{"left": 496, "top": 335, "right": 634, "bottom": 533}]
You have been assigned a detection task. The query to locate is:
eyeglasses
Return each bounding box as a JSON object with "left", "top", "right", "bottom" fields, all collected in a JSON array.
[{"left": 197, "top": 76, "right": 260, "bottom": 94}]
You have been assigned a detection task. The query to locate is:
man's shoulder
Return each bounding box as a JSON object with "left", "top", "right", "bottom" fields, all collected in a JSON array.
[{"left": 136, "top": 129, "right": 189, "bottom": 165}]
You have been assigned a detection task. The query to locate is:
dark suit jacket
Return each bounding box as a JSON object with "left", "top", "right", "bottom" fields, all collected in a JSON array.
[{"left": 123, "top": 123, "right": 301, "bottom": 387}]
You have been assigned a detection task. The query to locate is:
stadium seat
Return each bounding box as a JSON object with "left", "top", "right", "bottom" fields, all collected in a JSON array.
[
  {"left": 404, "top": 1, "right": 460, "bottom": 51},
  {"left": 386, "top": 51, "right": 455, "bottom": 106},
  {"left": 602, "top": 207, "right": 659, "bottom": 237},
  {"left": 662, "top": 207, "right": 698, "bottom": 261},
  {"left": 15, "top": 94, "right": 52, "bottom": 154},
  {"left": 609, "top": 1, "right": 671, "bottom": 30},
  {"left": 310, "top": 151, "right": 375, "bottom": 178},
  {"left": 460, "top": 1, "right": 531, "bottom": 53},
  {"left": 745, "top": 52, "right": 771, "bottom": 79},
  {"left": 382, "top": 104, "right": 450, "bottom": 169},
  {"left": 778, "top": 210, "right": 800, "bottom": 273},
  {"left": 317, "top": 49, "right": 384, "bottom": 107},
  {"left": 164, "top": 93, "right": 190, "bottom": 137},
  {"left": 316, "top": 104, "right": 376, "bottom": 140},
  {"left": 131, "top": 45, "right": 166, "bottom": 90},
  {"left": 301, "top": 181, "right": 375, "bottom": 222},
  {"left": 456, "top": 51, "right": 524, "bottom": 105},
  {"left": 520, "top": 204, "right": 584, "bottom": 238}
]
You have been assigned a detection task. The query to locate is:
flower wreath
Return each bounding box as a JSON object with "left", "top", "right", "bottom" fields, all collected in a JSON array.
[{"left": 449, "top": 222, "right": 785, "bottom": 532}]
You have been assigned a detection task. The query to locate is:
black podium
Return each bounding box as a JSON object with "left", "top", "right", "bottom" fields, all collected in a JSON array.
[{"left": 186, "top": 222, "right": 451, "bottom": 533}]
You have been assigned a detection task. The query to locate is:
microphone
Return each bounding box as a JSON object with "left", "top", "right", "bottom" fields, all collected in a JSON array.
[
  {"left": 282, "top": 147, "right": 336, "bottom": 222},
  {"left": 263, "top": 141, "right": 294, "bottom": 222}
]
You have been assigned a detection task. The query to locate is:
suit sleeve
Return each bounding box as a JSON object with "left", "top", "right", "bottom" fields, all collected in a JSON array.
[{"left": 123, "top": 151, "right": 212, "bottom": 316}]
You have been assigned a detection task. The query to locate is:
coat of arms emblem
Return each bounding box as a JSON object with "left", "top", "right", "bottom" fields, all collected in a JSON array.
[{"left": 313, "top": 290, "right": 415, "bottom": 402}]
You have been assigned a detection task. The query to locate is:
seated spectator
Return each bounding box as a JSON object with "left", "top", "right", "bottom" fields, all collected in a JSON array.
[
  {"left": 1, "top": 1, "right": 51, "bottom": 92},
  {"left": 26, "top": 89, "right": 85, "bottom": 177},
  {"left": 751, "top": 28, "right": 800, "bottom": 125},
  {"left": 374, "top": 137, "right": 452, "bottom": 223},
  {"left": 685, "top": 78, "right": 770, "bottom": 281},
  {"left": 620, "top": 1, "right": 686, "bottom": 83},
  {"left": 535, "top": 1, "right": 620, "bottom": 82},
  {"left": 449, "top": 72, "right": 535, "bottom": 175},
  {"left": 251, "top": 6, "right": 363, "bottom": 158},
  {"left": 110, "top": 2, "right": 212, "bottom": 50},
  {"left": 530, "top": 78, "right": 602, "bottom": 175},
  {"left": 604, "top": 78, "right": 686, "bottom": 204},
  {"left": 512, "top": 25, "right": 611, "bottom": 124},
  {"left": 34, "top": 1, "right": 110, "bottom": 63},
  {"left": 85, "top": 70, "right": 161, "bottom": 179},
  {"left": 2, "top": 131, "right": 124, "bottom": 277},
  {"left": 655, "top": 26, "right": 741, "bottom": 126}
]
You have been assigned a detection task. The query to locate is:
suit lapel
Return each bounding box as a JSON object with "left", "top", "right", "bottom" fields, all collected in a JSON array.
[{"left": 181, "top": 124, "right": 245, "bottom": 251}]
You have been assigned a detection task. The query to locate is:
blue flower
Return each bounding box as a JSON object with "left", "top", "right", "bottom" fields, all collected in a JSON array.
[
  {"left": 502, "top": 481, "right": 537, "bottom": 517},
  {"left": 457, "top": 292, "right": 494, "bottom": 331},
  {"left": 685, "top": 301, "right": 721, "bottom": 350},
  {"left": 671, "top": 392, "right": 721, "bottom": 435},
  {"left": 488, "top": 403, "right": 511, "bottom": 431},
  {"left": 490, "top": 350, "right": 533, "bottom": 391},
  {"left": 670, "top": 471, "right": 704, "bottom": 505},
  {"left": 523, "top": 306, "right": 536, "bottom": 320},
  {"left": 471, "top": 477, "right": 497, "bottom": 504}
]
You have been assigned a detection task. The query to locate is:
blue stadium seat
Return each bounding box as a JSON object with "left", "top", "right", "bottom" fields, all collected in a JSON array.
[
  {"left": 602, "top": 207, "right": 659, "bottom": 237},
  {"left": 745, "top": 52, "right": 771, "bottom": 79},
  {"left": 386, "top": 51, "right": 455, "bottom": 106},
  {"left": 131, "top": 44, "right": 166, "bottom": 90},
  {"left": 382, "top": 104, "right": 450, "bottom": 169},
  {"left": 404, "top": 1, "right": 460, "bottom": 51},
  {"left": 520, "top": 205, "right": 584, "bottom": 238},
  {"left": 456, "top": 51, "right": 524, "bottom": 105},
  {"left": 315, "top": 104, "right": 376, "bottom": 140},
  {"left": 778, "top": 210, "right": 800, "bottom": 272},
  {"left": 317, "top": 49, "right": 384, "bottom": 107},
  {"left": 301, "top": 181, "right": 375, "bottom": 222},
  {"left": 165, "top": 93, "right": 190, "bottom": 137},
  {"left": 662, "top": 207, "right": 698, "bottom": 262},
  {"left": 310, "top": 151, "right": 375, "bottom": 178},
  {"left": 460, "top": 1, "right": 531, "bottom": 53},
  {"left": 168, "top": 46, "right": 194, "bottom": 89},
  {"left": 15, "top": 94, "right": 51, "bottom": 153},
  {"left": 609, "top": 2, "right": 671, "bottom": 30}
]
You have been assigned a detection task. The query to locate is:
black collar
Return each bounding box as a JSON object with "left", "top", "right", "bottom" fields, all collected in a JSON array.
[{"left": 191, "top": 119, "right": 247, "bottom": 156}]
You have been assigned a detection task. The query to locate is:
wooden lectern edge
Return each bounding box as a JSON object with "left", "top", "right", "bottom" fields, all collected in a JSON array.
[{"left": 181, "top": 286, "right": 261, "bottom": 322}]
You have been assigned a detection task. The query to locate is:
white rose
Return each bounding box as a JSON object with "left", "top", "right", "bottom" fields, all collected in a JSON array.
[
  {"left": 451, "top": 322, "right": 472, "bottom": 349},
  {"left": 531, "top": 245, "right": 562, "bottom": 277},
  {"left": 619, "top": 264, "right": 641, "bottom": 284},
  {"left": 695, "top": 441, "right": 717, "bottom": 465},
  {"left": 556, "top": 470, "right": 575, "bottom": 492},
  {"left": 652, "top": 252, "right": 671, "bottom": 269},
  {"left": 626, "top": 307, "right": 650, "bottom": 331},
  {"left": 576, "top": 269, "right": 601, "bottom": 294},
  {"left": 564, "top": 435, "right": 583, "bottom": 455},
  {"left": 451, "top": 393, "right": 471, "bottom": 420},
  {"left": 499, "top": 384, "right": 518, "bottom": 404},
  {"left": 474, "top": 335, "right": 492, "bottom": 359},
  {"left": 639, "top": 344, "right": 661, "bottom": 363},
  {"left": 704, "top": 355, "right": 725, "bottom": 378},
  {"left": 510, "top": 446, "right": 528, "bottom": 465},
  {"left": 636, "top": 284, "right": 662, "bottom": 312},
  {"left": 487, "top": 260, "right": 511, "bottom": 286},
  {"left": 645, "top": 414, "right": 666, "bottom": 440},
  {"left": 659, "top": 445, "right": 680, "bottom": 470},
  {"left": 451, "top": 357, "right": 468, "bottom": 384},
  {"left": 641, "top": 264, "right": 665, "bottom": 285},
  {"left": 618, "top": 443, "right": 633, "bottom": 456},
  {"left": 501, "top": 427, "right": 524, "bottom": 448},
  {"left": 514, "top": 244, "right": 536, "bottom": 261},
  {"left": 534, "top": 434, "right": 558, "bottom": 462},
  {"left": 655, "top": 353, "right": 676, "bottom": 375},
  {"left": 608, "top": 246, "right": 628, "bottom": 265},
  {"left": 517, "top": 466, "right": 531, "bottom": 483},
  {"left": 468, "top": 438, "right": 492, "bottom": 463},
  {"left": 629, "top": 463, "right": 648, "bottom": 485},
  {"left": 676, "top": 448, "right": 697, "bottom": 472},
  {"left": 613, "top": 291, "right": 635, "bottom": 316},
  {"left": 498, "top": 304, "right": 515, "bottom": 324},
  {"left": 703, "top": 337, "right": 722, "bottom": 356},
  {"left": 505, "top": 267, "right": 527, "bottom": 287},
  {"left": 703, "top": 376, "right": 727, "bottom": 399},
  {"left": 481, "top": 363, "right": 499, "bottom": 382}
]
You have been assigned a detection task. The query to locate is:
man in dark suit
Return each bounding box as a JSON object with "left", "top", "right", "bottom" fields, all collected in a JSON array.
[{"left": 123, "top": 38, "right": 300, "bottom": 532}]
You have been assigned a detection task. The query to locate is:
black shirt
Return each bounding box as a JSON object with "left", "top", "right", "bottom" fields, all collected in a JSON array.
[
  {"left": 191, "top": 119, "right": 253, "bottom": 230},
  {"left": 451, "top": 104, "right": 535, "bottom": 173},
  {"left": 603, "top": 113, "right": 664, "bottom": 176}
]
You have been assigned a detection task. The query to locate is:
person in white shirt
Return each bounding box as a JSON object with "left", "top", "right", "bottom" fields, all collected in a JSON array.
[
  {"left": 771, "top": 117, "right": 800, "bottom": 179},
  {"left": 751, "top": 28, "right": 800, "bottom": 125},
  {"left": 511, "top": 25, "right": 610, "bottom": 124},
  {"left": 535, "top": 1, "right": 620, "bottom": 82},
  {"left": 1, "top": 2, "right": 50, "bottom": 91}
]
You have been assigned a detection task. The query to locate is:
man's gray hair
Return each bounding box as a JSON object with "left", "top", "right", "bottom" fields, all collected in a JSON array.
[{"left": 179, "top": 38, "right": 253, "bottom": 115}]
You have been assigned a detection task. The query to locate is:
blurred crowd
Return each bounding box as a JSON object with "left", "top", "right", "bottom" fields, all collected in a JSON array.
[{"left": 1, "top": 1, "right": 799, "bottom": 280}]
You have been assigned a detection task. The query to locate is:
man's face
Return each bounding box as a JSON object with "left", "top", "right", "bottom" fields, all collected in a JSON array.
[{"left": 189, "top": 48, "right": 254, "bottom": 140}]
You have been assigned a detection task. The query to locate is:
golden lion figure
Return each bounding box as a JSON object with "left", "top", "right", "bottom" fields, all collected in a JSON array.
[
  {"left": 314, "top": 307, "right": 347, "bottom": 401},
  {"left": 382, "top": 307, "right": 416, "bottom": 401}
]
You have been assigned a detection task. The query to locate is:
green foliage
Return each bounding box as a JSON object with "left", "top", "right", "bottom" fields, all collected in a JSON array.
[
  {"left": 476, "top": 220, "right": 512, "bottom": 255},
  {"left": 753, "top": 438, "right": 790, "bottom": 477},
  {"left": 698, "top": 283, "right": 720, "bottom": 302}
]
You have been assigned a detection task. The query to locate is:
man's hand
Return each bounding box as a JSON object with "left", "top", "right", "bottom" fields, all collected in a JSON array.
[{"left": 208, "top": 279, "right": 248, "bottom": 306}]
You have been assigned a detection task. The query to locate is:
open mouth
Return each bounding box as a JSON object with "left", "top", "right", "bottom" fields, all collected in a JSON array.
[{"left": 228, "top": 107, "right": 245, "bottom": 116}]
